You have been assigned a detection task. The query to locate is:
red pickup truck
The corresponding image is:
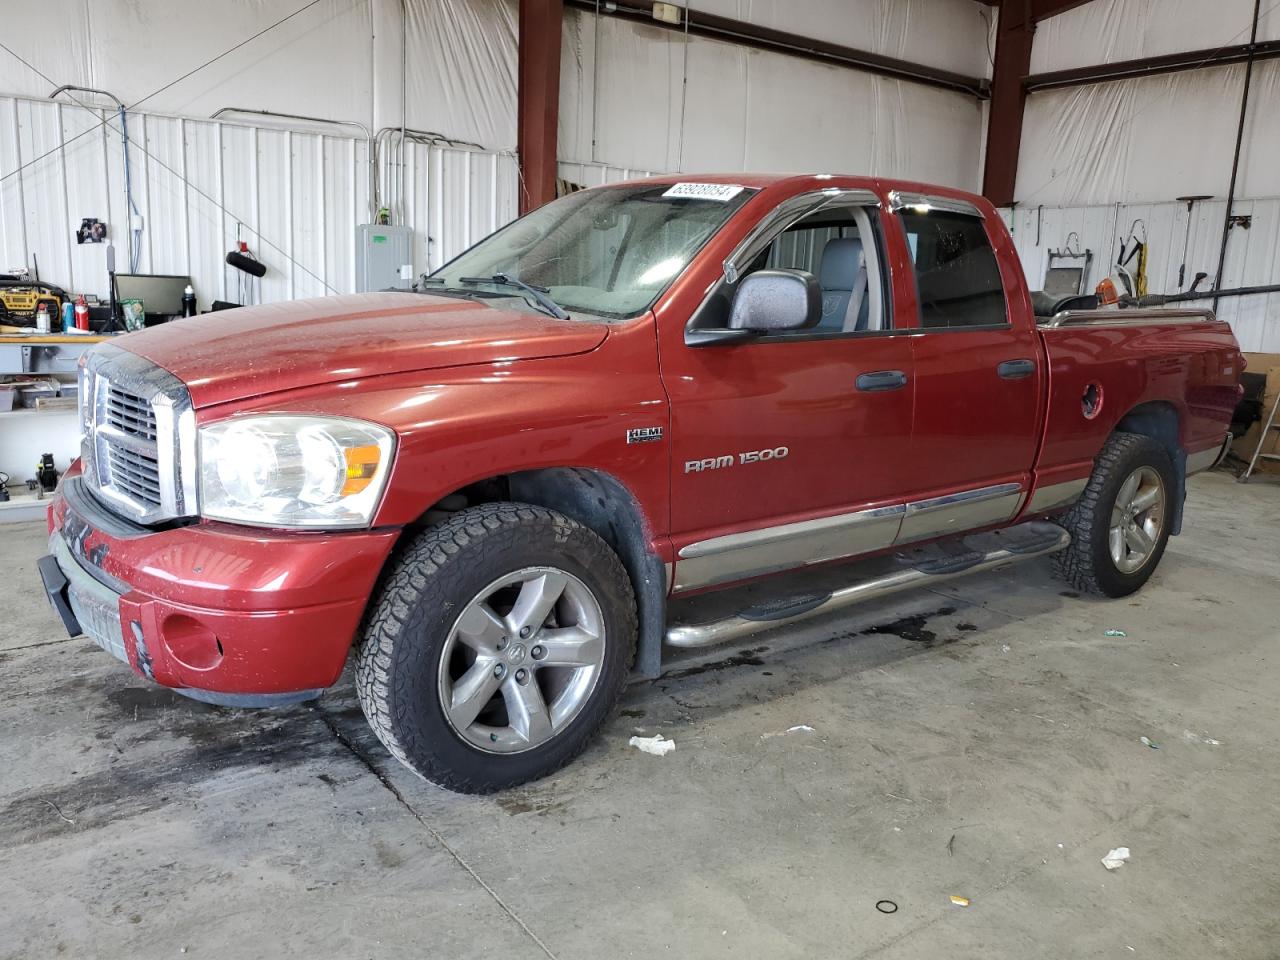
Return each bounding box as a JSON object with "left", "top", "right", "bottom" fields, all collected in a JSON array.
[{"left": 39, "top": 174, "right": 1240, "bottom": 792}]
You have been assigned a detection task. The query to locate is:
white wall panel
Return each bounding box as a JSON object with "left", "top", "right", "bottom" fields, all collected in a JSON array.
[
  {"left": 680, "top": 38, "right": 750, "bottom": 171},
  {"left": 400, "top": 143, "right": 520, "bottom": 272},
  {"left": 559, "top": 7, "right": 985, "bottom": 192},
  {"left": 1016, "top": 60, "right": 1280, "bottom": 206},
  {"left": 1003, "top": 197, "right": 1280, "bottom": 352},
  {"left": 0, "top": 93, "right": 514, "bottom": 308},
  {"left": 1030, "top": 0, "right": 1280, "bottom": 75},
  {"left": 556, "top": 161, "right": 656, "bottom": 189}
]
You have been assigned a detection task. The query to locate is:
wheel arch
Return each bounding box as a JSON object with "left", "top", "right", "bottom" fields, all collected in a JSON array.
[
  {"left": 400, "top": 468, "right": 667, "bottom": 679},
  {"left": 1112, "top": 400, "right": 1186, "bottom": 535}
]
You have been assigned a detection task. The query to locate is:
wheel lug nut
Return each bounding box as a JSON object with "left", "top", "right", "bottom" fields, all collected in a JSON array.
[
  {"left": 519, "top": 626, "right": 532, "bottom": 639},
  {"left": 497, "top": 638, "right": 507, "bottom": 650},
  {"left": 515, "top": 668, "right": 528, "bottom": 684},
  {"left": 531, "top": 645, "right": 545, "bottom": 660},
  {"left": 493, "top": 663, "right": 505, "bottom": 678}
]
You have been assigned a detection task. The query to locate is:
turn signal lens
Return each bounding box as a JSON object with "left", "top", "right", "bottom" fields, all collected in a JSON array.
[
  {"left": 1096, "top": 277, "right": 1119, "bottom": 305},
  {"left": 342, "top": 444, "right": 383, "bottom": 495}
]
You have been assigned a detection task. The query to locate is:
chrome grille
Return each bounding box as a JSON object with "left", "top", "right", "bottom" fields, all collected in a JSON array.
[
  {"left": 106, "top": 384, "right": 158, "bottom": 441},
  {"left": 106, "top": 445, "right": 162, "bottom": 506},
  {"left": 81, "top": 343, "right": 196, "bottom": 525}
]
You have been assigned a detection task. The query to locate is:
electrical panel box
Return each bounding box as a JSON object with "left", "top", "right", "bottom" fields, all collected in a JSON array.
[{"left": 355, "top": 224, "right": 413, "bottom": 292}]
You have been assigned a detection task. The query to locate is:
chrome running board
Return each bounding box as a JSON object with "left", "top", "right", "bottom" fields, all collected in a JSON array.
[{"left": 664, "top": 521, "right": 1070, "bottom": 650}]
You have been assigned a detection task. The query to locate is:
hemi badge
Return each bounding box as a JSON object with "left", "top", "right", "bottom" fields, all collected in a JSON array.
[{"left": 627, "top": 426, "right": 664, "bottom": 444}]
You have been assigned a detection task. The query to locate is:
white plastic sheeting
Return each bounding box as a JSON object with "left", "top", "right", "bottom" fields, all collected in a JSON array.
[
  {"left": 399, "top": 0, "right": 518, "bottom": 148},
  {"left": 1018, "top": 0, "right": 1280, "bottom": 206},
  {"left": 1017, "top": 59, "right": 1280, "bottom": 206},
  {"left": 692, "top": 0, "right": 995, "bottom": 79},
  {"left": 0, "top": 0, "right": 518, "bottom": 150},
  {"left": 1001, "top": 197, "right": 1280, "bottom": 352},
  {"left": 1030, "top": 0, "right": 1280, "bottom": 75},
  {"left": 0, "top": 0, "right": 375, "bottom": 120},
  {"left": 559, "top": 6, "right": 988, "bottom": 190},
  {"left": 0, "top": 93, "right": 517, "bottom": 306}
]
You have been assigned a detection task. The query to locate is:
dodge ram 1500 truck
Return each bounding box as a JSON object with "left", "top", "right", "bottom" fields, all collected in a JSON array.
[{"left": 39, "top": 174, "right": 1241, "bottom": 793}]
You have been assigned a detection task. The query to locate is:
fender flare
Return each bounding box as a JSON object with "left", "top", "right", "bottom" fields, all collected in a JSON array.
[{"left": 509, "top": 468, "right": 667, "bottom": 679}]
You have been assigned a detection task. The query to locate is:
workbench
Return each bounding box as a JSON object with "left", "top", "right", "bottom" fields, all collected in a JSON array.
[{"left": 0, "top": 333, "right": 113, "bottom": 375}]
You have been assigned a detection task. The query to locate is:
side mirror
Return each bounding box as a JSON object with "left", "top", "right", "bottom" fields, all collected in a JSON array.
[{"left": 727, "top": 269, "right": 821, "bottom": 333}]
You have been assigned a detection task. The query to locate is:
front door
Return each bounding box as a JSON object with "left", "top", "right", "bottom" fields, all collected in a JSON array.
[{"left": 660, "top": 192, "right": 917, "bottom": 592}]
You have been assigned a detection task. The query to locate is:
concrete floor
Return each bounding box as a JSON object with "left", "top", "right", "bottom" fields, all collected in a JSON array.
[{"left": 1, "top": 469, "right": 1277, "bottom": 959}]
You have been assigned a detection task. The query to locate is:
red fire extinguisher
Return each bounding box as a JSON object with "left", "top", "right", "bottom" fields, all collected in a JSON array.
[{"left": 74, "top": 294, "right": 90, "bottom": 331}]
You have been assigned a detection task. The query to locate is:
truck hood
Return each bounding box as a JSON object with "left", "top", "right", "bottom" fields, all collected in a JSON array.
[{"left": 119, "top": 292, "right": 609, "bottom": 408}]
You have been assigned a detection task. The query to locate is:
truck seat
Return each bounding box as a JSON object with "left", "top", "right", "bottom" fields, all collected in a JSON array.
[{"left": 818, "top": 237, "right": 870, "bottom": 332}]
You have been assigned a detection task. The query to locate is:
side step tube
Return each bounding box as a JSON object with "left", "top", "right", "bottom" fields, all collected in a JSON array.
[{"left": 665, "top": 521, "right": 1071, "bottom": 649}]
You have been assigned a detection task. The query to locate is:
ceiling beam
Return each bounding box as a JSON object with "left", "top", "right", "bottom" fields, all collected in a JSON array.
[
  {"left": 982, "top": 0, "right": 1099, "bottom": 206},
  {"left": 517, "top": 0, "right": 564, "bottom": 212},
  {"left": 564, "top": 0, "right": 989, "bottom": 99},
  {"left": 1026, "top": 39, "right": 1280, "bottom": 91}
]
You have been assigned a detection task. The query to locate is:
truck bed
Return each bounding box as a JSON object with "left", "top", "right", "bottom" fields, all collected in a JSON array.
[{"left": 1030, "top": 306, "right": 1240, "bottom": 515}]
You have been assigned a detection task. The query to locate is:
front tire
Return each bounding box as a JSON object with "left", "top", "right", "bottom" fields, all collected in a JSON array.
[
  {"left": 356, "top": 503, "right": 637, "bottom": 793},
  {"left": 1052, "top": 431, "right": 1175, "bottom": 598}
]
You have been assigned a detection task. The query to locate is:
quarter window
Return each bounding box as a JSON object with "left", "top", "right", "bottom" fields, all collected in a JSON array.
[{"left": 900, "top": 209, "right": 1007, "bottom": 329}]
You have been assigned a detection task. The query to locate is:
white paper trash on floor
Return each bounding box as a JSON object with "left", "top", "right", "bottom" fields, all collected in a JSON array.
[
  {"left": 629, "top": 734, "right": 675, "bottom": 756},
  {"left": 763, "top": 724, "right": 817, "bottom": 739},
  {"left": 1102, "top": 846, "right": 1131, "bottom": 870}
]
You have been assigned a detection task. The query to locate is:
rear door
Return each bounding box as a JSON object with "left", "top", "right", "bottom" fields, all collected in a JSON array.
[{"left": 889, "top": 193, "right": 1043, "bottom": 542}]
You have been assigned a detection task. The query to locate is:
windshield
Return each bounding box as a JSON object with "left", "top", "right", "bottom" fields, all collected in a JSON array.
[{"left": 428, "top": 182, "right": 757, "bottom": 319}]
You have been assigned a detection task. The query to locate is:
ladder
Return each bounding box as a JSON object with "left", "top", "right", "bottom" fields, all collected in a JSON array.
[{"left": 1240, "top": 389, "right": 1280, "bottom": 483}]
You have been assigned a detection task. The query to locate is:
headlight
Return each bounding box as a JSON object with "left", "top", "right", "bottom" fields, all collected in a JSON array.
[{"left": 198, "top": 415, "right": 395, "bottom": 528}]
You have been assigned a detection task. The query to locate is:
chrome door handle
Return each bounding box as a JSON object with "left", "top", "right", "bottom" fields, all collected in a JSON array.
[
  {"left": 997, "top": 358, "right": 1036, "bottom": 380},
  {"left": 855, "top": 370, "right": 908, "bottom": 392}
]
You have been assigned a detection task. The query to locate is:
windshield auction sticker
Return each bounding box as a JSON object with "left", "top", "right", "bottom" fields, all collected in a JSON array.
[{"left": 662, "top": 182, "right": 745, "bottom": 202}]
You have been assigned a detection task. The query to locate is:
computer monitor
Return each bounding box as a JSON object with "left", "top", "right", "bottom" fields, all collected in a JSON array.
[{"left": 114, "top": 273, "right": 190, "bottom": 320}]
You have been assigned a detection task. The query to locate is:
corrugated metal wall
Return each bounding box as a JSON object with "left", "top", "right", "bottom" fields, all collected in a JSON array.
[
  {"left": 0, "top": 93, "right": 519, "bottom": 308},
  {"left": 556, "top": 161, "right": 655, "bottom": 189},
  {"left": 1001, "top": 199, "right": 1280, "bottom": 352},
  {"left": 387, "top": 142, "right": 520, "bottom": 274}
]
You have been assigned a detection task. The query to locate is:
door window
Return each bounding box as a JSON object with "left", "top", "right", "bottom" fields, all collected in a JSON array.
[
  {"left": 899, "top": 209, "right": 1007, "bottom": 329},
  {"left": 698, "top": 203, "right": 888, "bottom": 337},
  {"left": 765, "top": 206, "right": 886, "bottom": 334}
]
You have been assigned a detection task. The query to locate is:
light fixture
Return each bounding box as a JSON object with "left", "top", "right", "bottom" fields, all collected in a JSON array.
[{"left": 652, "top": 2, "right": 683, "bottom": 25}]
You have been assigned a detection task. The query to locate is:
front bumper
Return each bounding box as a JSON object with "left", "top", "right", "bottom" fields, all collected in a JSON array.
[{"left": 40, "top": 469, "right": 400, "bottom": 707}]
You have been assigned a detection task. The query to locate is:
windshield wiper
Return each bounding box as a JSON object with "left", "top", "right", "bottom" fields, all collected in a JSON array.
[{"left": 459, "top": 274, "right": 569, "bottom": 319}]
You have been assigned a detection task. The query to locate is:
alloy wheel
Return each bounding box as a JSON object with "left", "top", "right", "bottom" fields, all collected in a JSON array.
[
  {"left": 437, "top": 566, "right": 606, "bottom": 754},
  {"left": 1108, "top": 465, "right": 1165, "bottom": 574}
]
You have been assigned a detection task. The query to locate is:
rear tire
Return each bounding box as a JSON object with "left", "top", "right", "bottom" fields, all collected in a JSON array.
[
  {"left": 356, "top": 502, "right": 636, "bottom": 793},
  {"left": 1052, "top": 431, "right": 1175, "bottom": 598}
]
